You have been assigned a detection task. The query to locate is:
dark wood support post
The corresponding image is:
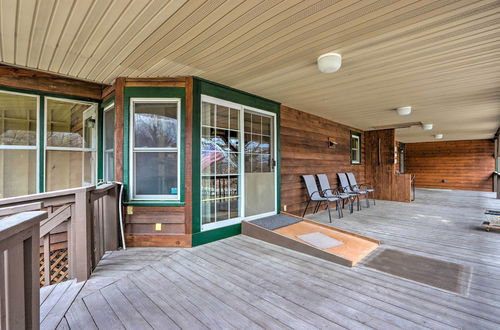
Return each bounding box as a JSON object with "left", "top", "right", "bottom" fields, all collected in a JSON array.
[{"left": 114, "top": 77, "right": 125, "bottom": 183}]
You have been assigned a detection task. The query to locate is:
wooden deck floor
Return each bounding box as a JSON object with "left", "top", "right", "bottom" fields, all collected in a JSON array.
[{"left": 42, "top": 189, "right": 500, "bottom": 329}]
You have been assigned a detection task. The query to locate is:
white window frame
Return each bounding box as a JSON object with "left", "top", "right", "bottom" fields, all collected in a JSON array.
[
  {"left": 103, "top": 102, "right": 115, "bottom": 182},
  {"left": 351, "top": 133, "right": 361, "bottom": 164},
  {"left": 44, "top": 96, "right": 98, "bottom": 188},
  {"left": 0, "top": 89, "right": 40, "bottom": 194},
  {"left": 200, "top": 95, "right": 278, "bottom": 231},
  {"left": 129, "top": 98, "right": 181, "bottom": 201}
]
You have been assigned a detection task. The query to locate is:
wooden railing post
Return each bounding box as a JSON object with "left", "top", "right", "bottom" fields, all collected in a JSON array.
[
  {"left": 0, "top": 211, "right": 46, "bottom": 330},
  {"left": 69, "top": 188, "right": 92, "bottom": 282},
  {"left": 103, "top": 185, "right": 119, "bottom": 252}
]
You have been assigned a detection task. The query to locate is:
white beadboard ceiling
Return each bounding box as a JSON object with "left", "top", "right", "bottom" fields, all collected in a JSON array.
[{"left": 0, "top": 0, "right": 499, "bottom": 142}]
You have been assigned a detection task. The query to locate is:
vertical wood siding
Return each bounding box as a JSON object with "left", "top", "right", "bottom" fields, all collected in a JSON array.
[
  {"left": 280, "top": 106, "right": 365, "bottom": 216},
  {"left": 405, "top": 140, "right": 495, "bottom": 192}
]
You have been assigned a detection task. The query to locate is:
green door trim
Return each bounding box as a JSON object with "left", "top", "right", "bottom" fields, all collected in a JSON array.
[{"left": 191, "top": 77, "right": 281, "bottom": 246}]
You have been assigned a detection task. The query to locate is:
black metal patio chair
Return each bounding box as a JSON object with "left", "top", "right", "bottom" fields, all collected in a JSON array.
[
  {"left": 346, "top": 172, "right": 375, "bottom": 207},
  {"left": 302, "top": 175, "right": 342, "bottom": 222},
  {"left": 337, "top": 173, "right": 362, "bottom": 211},
  {"left": 316, "top": 174, "right": 354, "bottom": 214}
]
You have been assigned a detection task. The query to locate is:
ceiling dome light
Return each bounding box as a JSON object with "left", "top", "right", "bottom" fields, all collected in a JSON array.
[
  {"left": 422, "top": 123, "right": 433, "bottom": 130},
  {"left": 396, "top": 106, "right": 412, "bottom": 116},
  {"left": 434, "top": 134, "right": 443, "bottom": 139},
  {"left": 317, "top": 52, "right": 342, "bottom": 73}
]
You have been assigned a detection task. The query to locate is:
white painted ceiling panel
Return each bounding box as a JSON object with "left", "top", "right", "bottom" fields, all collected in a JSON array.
[{"left": 0, "top": 0, "right": 498, "bottom": 142}]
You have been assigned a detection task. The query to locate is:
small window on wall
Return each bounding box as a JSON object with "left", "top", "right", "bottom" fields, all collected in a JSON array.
[
  {"left": 45, "top": 97, "right": 98, "bottom": 191},
  {"left": 103, "top": 103, "right": 115, "bottom": 181},
  {"left": 130, "top": 98, "right": 180, "bottom": 200},
  {"left": 0, "top": 90, "right": 38, "bottom": 198},
  {"left": 350, "top": 131, "right": 361, "bottom": 164}
]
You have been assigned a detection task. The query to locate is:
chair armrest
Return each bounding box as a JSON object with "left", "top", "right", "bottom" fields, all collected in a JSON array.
[
  {"left": 309, "top": 191, "right": 321, "bottom": 198},
  {"left": 322, "top": 188, "right": 340, "bottom": 197}
]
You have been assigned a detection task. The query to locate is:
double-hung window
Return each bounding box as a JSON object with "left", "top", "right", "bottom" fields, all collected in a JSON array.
[
  {"left": 130, "top": 98, "right": 180, "bottom": 200},
  {"left": 350, "top": 131, "right": 361, "bottom": 164},
  {"left": 45, "top": 97, "right": 98, "bottom": 191},
  {"left": 0, "top": 90, "right": 38, "bottom": 198},
  {"left": 103, "top": 103, "right": 115, "bottom": 181}
]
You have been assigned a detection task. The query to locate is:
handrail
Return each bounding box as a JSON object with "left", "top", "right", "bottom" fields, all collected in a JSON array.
[
  {"left": 0, "top": 184, "right": 119, "bottom": 286},
  {"left": 0, "top": 185, "right": 95, "bottom": 207},
  {"left": 0, "top": 211, "right": 47, "bottom": 330}
]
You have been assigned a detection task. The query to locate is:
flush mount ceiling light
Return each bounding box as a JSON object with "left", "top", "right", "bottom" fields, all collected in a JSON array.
[
  {"left": 434, "top": 134, "right": 443, "bottom": 139},
  {"left": 422, "top": 123, "right": 433, "bottom": 130},
  {"left": 317, "top": 52, "right": 342, "bottom": 73},
  {"left": 396, "top": 106, "right": 412, "bottom": 116}
]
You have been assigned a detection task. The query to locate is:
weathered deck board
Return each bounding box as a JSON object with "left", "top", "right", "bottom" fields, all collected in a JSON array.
[{"left": 41, "top": 189, "right": 500, "bottom": 329}]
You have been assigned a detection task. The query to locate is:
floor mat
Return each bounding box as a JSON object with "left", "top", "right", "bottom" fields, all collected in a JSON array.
[
  {"left": 364, "top": 249, "right": 471, "bottom": 294},
  {"left": 297, "top": 232, "right": 343, "bottom": 249},
  {"left": 249, "top": 214, "right": 302, "bottom": 230}
]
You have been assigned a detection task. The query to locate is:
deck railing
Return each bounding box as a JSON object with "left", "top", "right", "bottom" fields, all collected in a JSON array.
[
  {"left": 0, "top": 211, "right": 47, "bottom": 329},
  {"left": 0, "top": 184, "right": 120, "bottom": 286}
]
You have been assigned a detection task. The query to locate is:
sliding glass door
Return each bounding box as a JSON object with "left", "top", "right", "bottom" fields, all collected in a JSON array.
[
  {"left": 200, "top": 95, "right": 276, "bottom": 231},
  {"left": 244, "top": 111, "right": 275, "bottom": 217}
]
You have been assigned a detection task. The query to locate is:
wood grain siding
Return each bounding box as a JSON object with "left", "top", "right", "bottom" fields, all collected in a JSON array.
[
  {"left": 120, "top": 79, "right": 191, "bottom": 247},
  {"left": 365, "top": 129, "right": 412, "bottom": 202},
  {"left": 0, "top": 64, "right": 105, "bottom": 99},
  {"left": 365, "top": 129, "right": 396, "bottom": 201},
  {"left": 280, "top": 106, "right": 365, "bottom": 216},
  {"left": 184, "top": 77, "right": 193, "bottom": 234},
  {"left": 405, "top": 140, "right": 495, "bottom": 191}
]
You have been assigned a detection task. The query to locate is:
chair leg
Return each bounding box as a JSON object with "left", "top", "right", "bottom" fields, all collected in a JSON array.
[
  {"left": 357, "top": 195, "right": 361, "bottom": 211},
  {"left": 313, "top": 201, "right": 321, "bottom": 214},
  {"left": 366, "top": 193, "right": 370, "bottom": 208},
  {"left": 302, "top": 198, "right": 311, "bottom": 217},
  {"left": 350, "top": 198, "right": 354, "bottom": 213},
  {"left": 326, "top": 202, "right": 332, "bottom": 223},
  {"left": 338, "top": 201, "right": 343, "bottom": 218}
]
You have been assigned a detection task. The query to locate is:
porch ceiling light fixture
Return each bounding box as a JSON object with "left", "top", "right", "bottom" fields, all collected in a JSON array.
[
  {"left": 396, "top": 106, "right": 412, "bottom": 116},
  {"left": 434, "top": 134, "right": 443, "bottom": 139},
  {"left": 422, "top": 123, "right": 433, "bottom": 130},
  {"left": 317, "top": 52, "right": 342, "bottom": 73}
]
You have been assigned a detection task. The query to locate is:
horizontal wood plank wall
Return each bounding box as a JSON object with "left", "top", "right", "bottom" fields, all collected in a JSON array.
[
  {"left": 280, "top": 105, "right": 365, "bottom": 216},
  {"left": 405, "top": 140, "right": 495, "bottom": 191},
  {"left": 121, "top": 78, "right": 191, "bottom": 247},
  {"left": 0, "top": 64, "right": 105, "bottom": 99}
]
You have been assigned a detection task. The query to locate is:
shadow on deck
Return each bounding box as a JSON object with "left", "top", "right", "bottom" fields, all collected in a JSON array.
[{"left": 41, "top": 189, "right": 500, "bottom": 329}]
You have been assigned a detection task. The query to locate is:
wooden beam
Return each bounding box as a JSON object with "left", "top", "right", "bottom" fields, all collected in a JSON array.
[
  {"left": 184, "top": 77, "right": 193, "bottom": 234},
  {"left": 114, "top": 78, "right": 125, "bottom": 182},
  {"left": 0, "top": 64, "right": 105, "bottom": 100}
]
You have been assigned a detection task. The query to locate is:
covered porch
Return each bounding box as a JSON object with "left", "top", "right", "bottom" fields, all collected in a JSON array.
[
  {"left": 39, "top": 189, "right": 500, "bottom": 329},
  {"left": 0, "top": 0, "right": 499, "bottom": 329}
]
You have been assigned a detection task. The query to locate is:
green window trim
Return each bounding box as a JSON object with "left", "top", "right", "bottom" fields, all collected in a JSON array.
[
  {"left": 123, "top": 86, "right": 186, "bottom": 204},
  {"left": 350, "top": 130, "right": 362, "bottom": 165},
  {"left": 0, "top": 85, "right": 102, "bottom": 194},
  {"left": 99, "top": 97, "right": 115, "bottom": 182}
]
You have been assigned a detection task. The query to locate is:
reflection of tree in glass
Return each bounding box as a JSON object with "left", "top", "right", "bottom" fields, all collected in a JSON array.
[{"left": 135, "top": 114, "right": 177, "bottom": 148}]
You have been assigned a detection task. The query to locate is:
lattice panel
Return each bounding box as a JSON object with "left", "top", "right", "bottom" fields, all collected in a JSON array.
[{"left": 40, "top": 248, "right": 69, "bottom": 287}]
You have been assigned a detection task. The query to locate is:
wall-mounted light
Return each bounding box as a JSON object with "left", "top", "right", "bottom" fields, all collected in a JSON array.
[
  {"left": 328, "top": 137, "right": 338, "bottom": 148},
  {"left": 396, "top": 106, "right": 412, "bottom": 116},
  {"left": 317, "top": 52, "right": 342, "bottom": 73},
  {"left": 422, "top": 123, "right": 433, "bottom": 130},
  {"left": 434, "top": 134, "right": 443, "bottom": 139}
]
